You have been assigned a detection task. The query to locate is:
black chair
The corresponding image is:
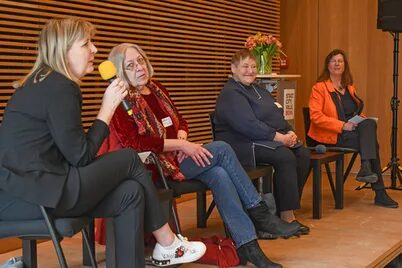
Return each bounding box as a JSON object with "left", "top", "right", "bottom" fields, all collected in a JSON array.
[
  {"left": 303, "top": 107, "right": 360, "bottom": 218},
  {"left": 302, "top": 107, "right": 359, "bottom": 183},
  {"left": 147, "top": 152, "right": 212, "bottom": 231},
  {"left": 0, "top": 205, "right": 97, "bottom": 268}
]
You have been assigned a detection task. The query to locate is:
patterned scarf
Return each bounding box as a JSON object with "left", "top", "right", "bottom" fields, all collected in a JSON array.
[{"left": 128, "top": 80, "right": 185, "bottom": 181}]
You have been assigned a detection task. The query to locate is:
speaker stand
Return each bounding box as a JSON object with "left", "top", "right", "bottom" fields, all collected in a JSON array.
[{"left": 383, "top": 32, "right": 402, "bottom": 190}]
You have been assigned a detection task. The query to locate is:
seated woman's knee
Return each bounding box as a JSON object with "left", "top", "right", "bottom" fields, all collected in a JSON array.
[
  {"left": 208, "top": 141, "right": 235, "bottom": 154},
  {"left": 115, "top": 180, "right": 144, "bottom": 211},
  {"left": 211, "top": 140, "right": 230, "bottom": 149},
  {"left": 202, "top": 166, "right": 231, "bottom": 187},
  {"left": 274, "top": 147, "right": 297, "bottom": 165},
  {"left": 298, "top": 146, "right": 311, "bottom": 160},
  {"left": 119, "top": 148, "right": 140, "bottom": 160},
  {"left": 360, "top": 118, "right": 377, "bottom": 130}
]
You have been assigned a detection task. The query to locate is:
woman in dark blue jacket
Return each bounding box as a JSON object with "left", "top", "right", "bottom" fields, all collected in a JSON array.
[{"left": 215, "top": 49, "right": 311, "bottom": 234}]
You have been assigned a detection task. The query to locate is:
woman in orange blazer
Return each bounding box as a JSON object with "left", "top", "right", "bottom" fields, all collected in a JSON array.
[{"left": 308, "top": 49, "right": 398, "bottom": 208}]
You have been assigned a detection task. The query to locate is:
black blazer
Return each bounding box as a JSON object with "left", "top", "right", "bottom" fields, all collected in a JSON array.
[
  {"left": 214, "top": 78, "right": 291, "bottom": 166},
  {"left": 0, "top": 71, "right": 109, "bottom": 208}
]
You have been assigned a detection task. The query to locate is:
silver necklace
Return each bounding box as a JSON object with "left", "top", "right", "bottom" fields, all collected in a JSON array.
[{"left": 235, "top": 81, "right": 262, "bottom": 100}]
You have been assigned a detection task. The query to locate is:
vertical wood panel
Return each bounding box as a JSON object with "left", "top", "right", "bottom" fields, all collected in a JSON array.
[
  {"left": 280, "top": 0, "right": 319, "bottom": 134},
  {"left": 281, "top": 0, "right": 402, "bottom": 174}
]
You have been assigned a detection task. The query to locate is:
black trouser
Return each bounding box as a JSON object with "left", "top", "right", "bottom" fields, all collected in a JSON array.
[
  {"left": 335, "top": 119, "right": 385, "bottom": 190},
  {"left": 0, "top": 148, "right": 167, "bottom": 268},
  {"left": 254, "top": 145, "right": 311, "bottom": 212}
]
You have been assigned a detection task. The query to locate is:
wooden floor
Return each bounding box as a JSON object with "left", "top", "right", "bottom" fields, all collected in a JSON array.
[{"left": 1, "top": 174, "right": 401, "bottom": 268}]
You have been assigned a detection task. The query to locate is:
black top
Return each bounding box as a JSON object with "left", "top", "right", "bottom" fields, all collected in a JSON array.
[
  {"left": 339, "top": 89, "right": 357, "bottom": 121},
  {"left": 0, "top": 71, "right": 109, "bottom": 208}
]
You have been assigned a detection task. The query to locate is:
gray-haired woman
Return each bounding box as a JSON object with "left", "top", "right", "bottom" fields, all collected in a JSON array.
[{"left": 0, "top": 17, "right": 205, "bottom": 267}]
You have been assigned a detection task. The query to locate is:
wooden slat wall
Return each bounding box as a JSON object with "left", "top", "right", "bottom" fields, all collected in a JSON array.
[{"left": 0, "top": 0, "right": 280, "bottom": 144}]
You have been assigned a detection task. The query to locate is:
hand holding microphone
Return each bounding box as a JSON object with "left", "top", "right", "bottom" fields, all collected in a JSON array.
[
  {"left": 99, "top": 60, "right": 132, "bottom": 115},
  {"left": 96, "top": 61, "right": 128, "bottom": 124}
]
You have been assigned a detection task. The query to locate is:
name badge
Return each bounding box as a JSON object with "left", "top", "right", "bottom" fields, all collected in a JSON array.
[{"left": 161, "top": 116, "right": 173, "bottom": 127}]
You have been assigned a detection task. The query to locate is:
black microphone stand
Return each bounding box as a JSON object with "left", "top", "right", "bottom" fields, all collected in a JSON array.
[{"left": 382, "top": 32, "right": 402, "bottom": 190}]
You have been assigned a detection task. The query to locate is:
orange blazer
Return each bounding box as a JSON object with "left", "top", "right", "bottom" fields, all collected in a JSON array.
[{"left": 308, "top": 80, "right": 363, "bottom": 144}]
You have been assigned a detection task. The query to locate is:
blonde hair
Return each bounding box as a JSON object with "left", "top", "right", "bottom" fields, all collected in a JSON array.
[
  {"left": 108, "top": 43, "right": 154, "bottom": 87},
  {"left": 14, "top": 17, "right": 95, "bottom": 88}
]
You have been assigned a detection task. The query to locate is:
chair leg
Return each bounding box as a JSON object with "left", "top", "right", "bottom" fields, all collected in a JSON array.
[
  {"left": 170, "top": 200, "right": 182, "bottom": 234},
  {"left": 335, "top": 158, "right": 344, "bottom": 209},
  {"left": 324, "top": 163, "right": 336, "bottom": 200},
  {"left": 196, "top": 192, "right": 207, "bottom": 228},
  {"left": 39, "top": 206, "right": 68, "bottom": 268},
  {"left": 22, "top": 239, "right": 37, "bottom": 268},
  {"left": 312, "top": 163, "right": 322, "bottom": 219},
  {"left": 205, "top": 200, "right": 216, "bottom": 221},
  {"left": 81, "top": 226, "right": 98, "bottom": 268},
  {"left": 344, "top": 153, "right": 358, "bottom": 182},
  {"left": 149, "top": 151, "right": 183, "bottom": 233},
  {"left": 83, "top": 220, "right": 95, "bottom": 267}
]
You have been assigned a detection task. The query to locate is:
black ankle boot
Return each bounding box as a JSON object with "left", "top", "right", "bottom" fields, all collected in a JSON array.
[
  {"left": 237, "top": 240, "right": 282, "bottom": 268},
  {"left": 356, "top": 160, "right": 378, "bottom": 183},
  {"left": 375, "top": 190, "right": 399, "bottom": 208},
  {"left": 247, "top": 201, "right": 299, "bottom": 239},
  {"left": 291, "top": 220, "right": 310, "bottom": 235}
]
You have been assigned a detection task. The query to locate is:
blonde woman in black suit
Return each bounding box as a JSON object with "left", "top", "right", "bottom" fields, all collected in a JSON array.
[{"left": 0, "top": 17, "right": 205, "bottom": 267}]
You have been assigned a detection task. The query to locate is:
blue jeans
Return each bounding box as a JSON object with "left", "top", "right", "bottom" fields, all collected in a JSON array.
[{"left": 179, "top": 141, "right": 261, "bottom": 248}]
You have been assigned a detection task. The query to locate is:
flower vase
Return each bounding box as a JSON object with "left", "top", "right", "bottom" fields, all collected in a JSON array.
[{"left": 257, "top": 53, "right": 272, "bottom": 75}]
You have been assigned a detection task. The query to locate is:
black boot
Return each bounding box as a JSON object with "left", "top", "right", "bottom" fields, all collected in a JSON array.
[
  {"left": 356, "top": 160, "right": 378, "bottom": 183},
  {"left": 291, "top": 220, "right": 310, "bottom": 235},
  {"left": 248, "top": 201, "right": 299, "bottom": 239},
  {"left": 238, "top": 240, "right": 282, "bottom": 268},
  {"left": 375, "top": 190, "right": 399, "bottom": 208}
]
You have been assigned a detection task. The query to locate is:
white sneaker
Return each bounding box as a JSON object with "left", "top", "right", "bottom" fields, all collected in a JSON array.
[{"left": 152, "top": 234, "right": 206, "bottom": 267}]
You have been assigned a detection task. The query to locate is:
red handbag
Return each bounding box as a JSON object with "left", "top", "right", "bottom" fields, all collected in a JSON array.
[{"left": 194, "top": 236, "right": 240, "bottom": 268}]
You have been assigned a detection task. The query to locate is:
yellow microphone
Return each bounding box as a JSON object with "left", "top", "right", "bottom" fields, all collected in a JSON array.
[{"left": 98, "top": 60, "right": 133, "bottom": 116}]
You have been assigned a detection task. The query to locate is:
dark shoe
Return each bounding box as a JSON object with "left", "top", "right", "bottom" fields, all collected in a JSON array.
[
  {"left": 375, "top": 190, "right": 399, "bottom": 208},
  {"left": 292, "top": 220, "right": 310, "bottom": 235},
  {"left": 248, "top": 201, "right": 299, "bottom": 239},
  {"left": 356, "top": 161, "right": 378, "bottom": 183},
  {"left": 238, "top": 240, "right": 282, "bottom": 268},
  {"left": 256, "top": 231, "right": 281, "bottom": 240}
]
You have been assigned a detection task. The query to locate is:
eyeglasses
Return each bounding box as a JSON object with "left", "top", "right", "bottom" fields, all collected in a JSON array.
[
  {"left": 329, "top": 59, "right": 344, "bottom": 64},
  {"left": 239, "top": 64, "right": 257, "bottom": 70},
  {"left": 125, "top": 57, "right": 146, "bottom": 71}
]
